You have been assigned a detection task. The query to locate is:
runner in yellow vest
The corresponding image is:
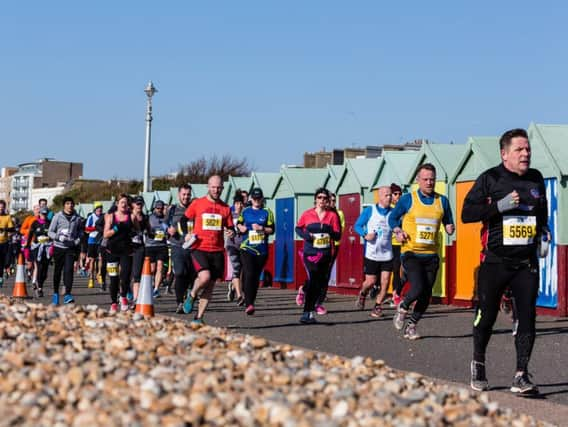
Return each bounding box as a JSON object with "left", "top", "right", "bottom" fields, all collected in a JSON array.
[{"left": 388, "top": 164, "right": 454, "bottom": 340}]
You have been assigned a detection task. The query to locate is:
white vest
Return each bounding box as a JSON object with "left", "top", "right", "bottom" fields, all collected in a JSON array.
[{"left": 364, "top": 205, "right": 393, "bottom": 262}]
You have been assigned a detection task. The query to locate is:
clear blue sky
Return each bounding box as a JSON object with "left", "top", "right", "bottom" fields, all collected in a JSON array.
[{"left": 2, "top": 1, "right": 567, "bottom": 180}]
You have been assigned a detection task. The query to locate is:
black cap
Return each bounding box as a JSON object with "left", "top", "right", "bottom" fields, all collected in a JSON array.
[
  {"left": 133, "top": 196, "right": 145, "bottom": 205},
  {"left": 250, "top": 188, "right": 264, "bottom": 199},
  {"left": 154, "top": 200, "right": 165, "bottom": 208}
]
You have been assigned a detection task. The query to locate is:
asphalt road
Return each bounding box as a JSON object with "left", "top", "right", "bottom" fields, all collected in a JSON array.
[{"left": 2, "top": 274, "right": 568, "bottom": 425}]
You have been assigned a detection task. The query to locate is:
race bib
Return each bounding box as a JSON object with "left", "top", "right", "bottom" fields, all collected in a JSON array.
[
  {"left": 107, "top": 262, "right": 119, "bottom": 277},
  {"left": 313, "top": 233, "right": 330, "bottom": 249},
  {"left": 37, "top": 235, "right": 49, "bottom": 244},
  {"left": 89, "top": 231, "right": 99, "bottom": 238},
  {"left": 202, "top": 213, "right": 222, "bottom": 231},
  {"left": 416, "top": 224, "right": 436, "bottom": 245},
  {"left": 502, "top": 216, "right": 536, "bottom": 246},
  {"left": 248, "top": 230, "right": 265, "bottom": 245},
  {"left": 154, "top": 230, "right": 165, "bottom": 241}
]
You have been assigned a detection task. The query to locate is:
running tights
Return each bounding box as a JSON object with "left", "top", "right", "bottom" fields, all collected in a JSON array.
[
  {"left": 400, "top": 254, "right": 439, "bottom": 324},
  {"left": 241, "top": 251, "right": 267, "bottom": 306},
  {"left": 473, "top": 261, "right": 538, "bottom": 372}
]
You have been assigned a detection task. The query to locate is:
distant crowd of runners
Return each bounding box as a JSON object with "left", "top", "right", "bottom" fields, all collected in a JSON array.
[{"left": 0, "top": 128, "right": 549, "bottom": 396}]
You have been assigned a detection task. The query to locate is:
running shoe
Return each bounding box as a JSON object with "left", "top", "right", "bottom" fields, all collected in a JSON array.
[
  {"left": 36, "top": 288, "right": 44, "bottom": 298},
  {"left": 356, "top": 292, "right": 366, "bottom": 310},
  {"left": 152, "top": 288, "right": 160, "bottom": 298},
  {"left": 236, "top": 295, "right": 245, "bottom": 307},
  {"left": 183, "top": 294, "right": 194, "bottom": 314},
  {"left": 299, "top": 311, "right": 317, "bottom": 324},
  {"left": 315, "top": 305, "right": 327, "bottom": 315},
  {"left": 120, "top": 297, "right": 129, "bottom": 312},
  {"left": 109, "top": 303, "right": 118, "bottom": 313},
  {"left": 470, "top": 361, "right": 489, "bottom": 392},
  {"left": 295, "top": 289, "right": 305, "bottom": 306},
  {"left": 52, "top": 293, "right": 60, "bottom": 305},
  {"left": 88, "top": 278, "right": 94, "bottom": 288},
  {"left": 63, "top": 294, "right": 75, "bottom": 304},
  {"left": 175, "top": 303, "right": 184, "bottom": 314},
  {"left": 391, "top": 291, "right": 402, "bottom": 308},
  {"left": 96, "top": 274, "right": 103, "bottom": 285},
  {"left": 126, "top": 291, "right": 134, "bottom": 303},
  {"left": 166, "top": 285, "right": 174, "bottom": 295},
  {"left": 393, "top": 303, "right": 408, "bottom": 330},
  {"left": 245, "top": 305, "right": 255, "bottom": 315},
  {"left": 191, "top": 317, "right": 204, "bottom": 326},
  {"left": 369, "top": 305, "right": 383, "bottom": 318},
  {"left": 511, "top": 372, "right": 538, "bottom": 395},
  {"left": 369, "top": 284, "right": 379, "bottom": 299},
  {"left": 403, "top": 322, "right": 420, "bottom": 340},
  {"left": 101, "top": 282, "right": 107, "bottom": 292}
]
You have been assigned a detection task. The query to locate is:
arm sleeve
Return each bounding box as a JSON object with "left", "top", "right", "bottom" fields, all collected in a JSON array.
[
  {"left": 461, "top": 173, "right": 500, "bottom": 223},
  {"left": 354, "top": 207, "right": 372, "bottom": 237},
  {"left": 295, "top": 212, "right": 311, "bottom": 241},
  {"left": 388, "top": 194, "right": 411, "bottom": 229},
  {"left": 441, "top": 196, "right": 454, "bottom": 226},
  {"left": 47, "top": 214, "right": 58, "bottom": 240},
  {"left": 536, "top": 172, "right": 549, "bottom": 234}
]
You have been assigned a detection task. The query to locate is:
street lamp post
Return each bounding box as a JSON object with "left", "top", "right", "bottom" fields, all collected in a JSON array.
[{"left": 143, "top": 81, "right": 158, "bottom": 192}]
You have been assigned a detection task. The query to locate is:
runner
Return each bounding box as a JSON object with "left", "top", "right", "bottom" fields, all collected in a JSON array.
[
  {"left": 47, "top": 197, "right": 83, "bottom": 304},
  {"left": 354, "top": 186, "right": 393, "bottom": 318},
  {"left": 166, "top": 184, "right": 196, "bottom": 314},
  {"left": 226, "top": 192, "right": 245, "bottom": 305},
  {"left": 389, "top": 183, "right": 404, "bottom": 306},
  {"left": 237, "top": 188, "right": 275, "bottom": 315},
  {"left": 462, "top": 128, "right": 548, "bottom": 395},
  {"left": 20, "top": 204, "right": 39, "bottom": 283},
  {"left": 38, "top": 198, "right": 54, "bottom": 221},
  {"left": 389, "top": 163, "right": 454, "bottom": 339},
  {"left": 181, "top": 175, "right": 234, "bottom": 324},
  {"left": 25, "top": 207, "right": 52, "bottom": 297},
  {"left": 146, "top": 200, "right": 169, "bottom": 298},
  {"left": 103, "top": 194, "right": 134, "bottom": 312},
  {"left": 84, "top": 202, "right": 104, "bottom": 288},
  {"left": 314, "top": 193, "right": 344, "bottom": 315},
  {"left": 295, "top": 188, "right": 341, "bottom": 324},
  {"left": 0, "top": 200, "right": 15, "bottom": 288},
  {"left": 130, "top": 196, "right": 150, "bottom": 304}
]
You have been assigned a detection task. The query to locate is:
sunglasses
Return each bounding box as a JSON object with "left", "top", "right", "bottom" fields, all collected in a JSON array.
[{"left": 316, "top": 195, "right": 329, "bottom": 200}]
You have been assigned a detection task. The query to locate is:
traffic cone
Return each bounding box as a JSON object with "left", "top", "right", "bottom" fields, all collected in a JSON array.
[
  {"left": 13, "top": 253, "right": 28, "bottom": 298},
  {"left": 135, "top": 257, "right": 154, "bottom": 317}
]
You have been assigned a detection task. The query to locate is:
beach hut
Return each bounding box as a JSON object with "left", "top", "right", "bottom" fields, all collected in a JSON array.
[
  {"left": 333, "top": 158, "right": 380, "bottom": 291},
  {"left": 527, "top": 123, "right": 568, "bottom": 315},
  {"left": 449, "top": 137, "right": 501, "bottom": 306},
  {"left": 154, "top": 190, "right": 172, "bottom": 205},
  {"left": 369, "top": 151, "right": 421, "bottom": 201},
  {"left": 272, "top": 167, "right": 328, "bottom": 289}
]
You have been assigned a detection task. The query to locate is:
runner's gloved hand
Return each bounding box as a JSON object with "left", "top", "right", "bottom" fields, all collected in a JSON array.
[{"left": 497, "top": 191, "right": 519, "bottom": 213}]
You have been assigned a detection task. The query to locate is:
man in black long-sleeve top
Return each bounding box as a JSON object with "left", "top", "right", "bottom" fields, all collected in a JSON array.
[{"left": 462, "top": 128, "right": 549, "bottom": 395}]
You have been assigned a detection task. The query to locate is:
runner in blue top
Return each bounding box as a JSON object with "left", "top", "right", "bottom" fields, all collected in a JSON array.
[{"left": 237, "top": 188, "right": 275, "bottom": 315}]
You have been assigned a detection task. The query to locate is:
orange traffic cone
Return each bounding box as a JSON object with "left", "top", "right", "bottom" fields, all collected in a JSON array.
[
  {"left": 135, "top": 257, "right": 154, "bottom": 317},
  {"left": 12, "top": 253, "right": 28, "bottom": 298}
]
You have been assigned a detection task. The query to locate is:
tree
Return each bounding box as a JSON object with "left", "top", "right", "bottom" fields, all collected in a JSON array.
[{"left": 153, "top": 154, "right": 252, "bottom": 190}]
